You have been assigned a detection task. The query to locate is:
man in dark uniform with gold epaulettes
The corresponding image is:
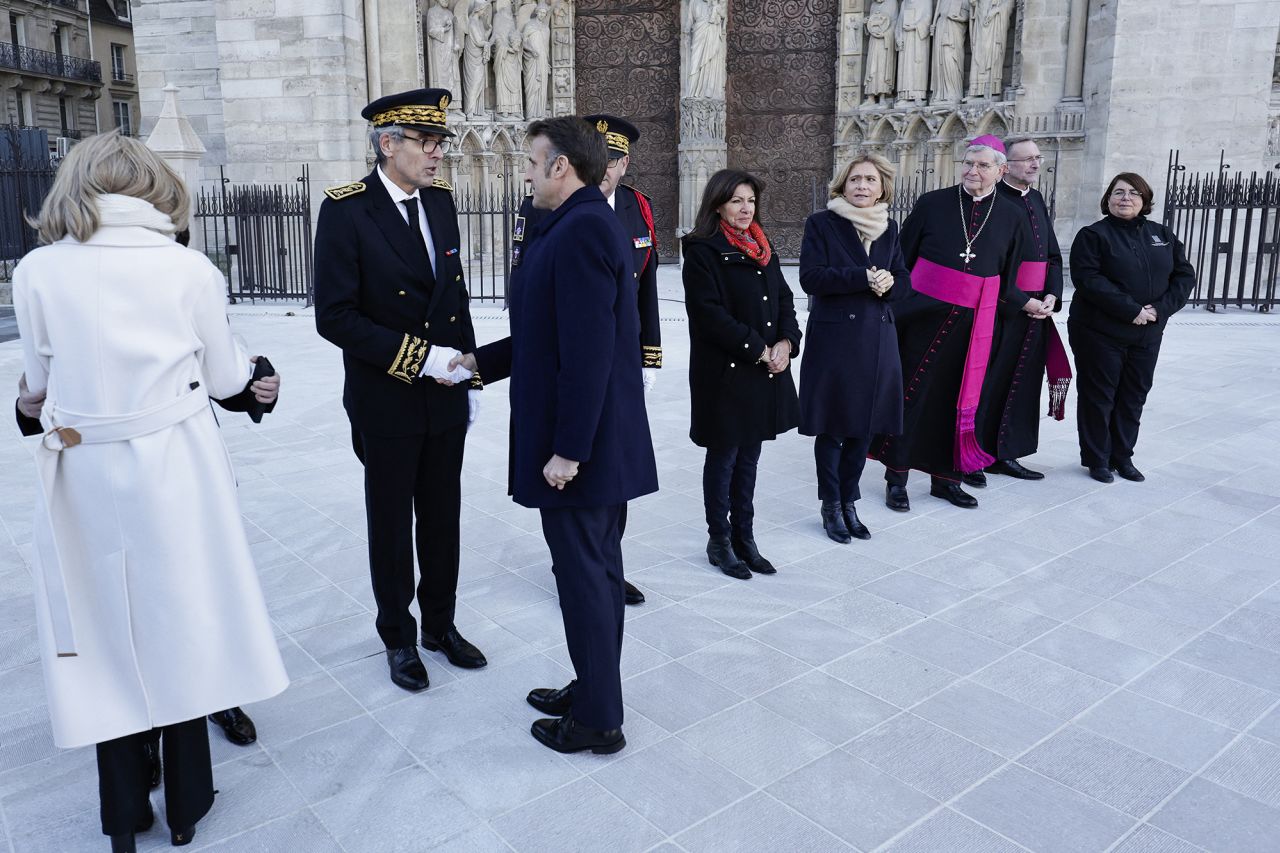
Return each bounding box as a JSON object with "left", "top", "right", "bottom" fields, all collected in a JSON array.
[
  {"left": 314, "top": 88, "right": 487, "bottom": 693},
  {"left": 510, "top": 114, "right": 660, "bottom": 606}
]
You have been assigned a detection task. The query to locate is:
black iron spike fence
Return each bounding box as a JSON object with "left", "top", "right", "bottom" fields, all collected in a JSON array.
[
  {"left": 0, "top": 125, "right": 56, "bottom": 280},
  {"left": 1163, "top": 150, "right": 1280, "bottom": 312},
  {"left": 454, "top": 183, "right": 524, "bottom": 303},
  {"left": 194, "top": 165, "right": 315, "bottom": 306}
]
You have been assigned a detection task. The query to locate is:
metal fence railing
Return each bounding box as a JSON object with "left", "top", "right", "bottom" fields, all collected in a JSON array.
[
  {"left": 0, "top": 43, "right": 101, "bottom": 84},
  {"left": 0, "top": 126, "right": 56, "bottom": 280},
  {"left": 1163, "top": 150, "right": 1280, "bottom": 312}
]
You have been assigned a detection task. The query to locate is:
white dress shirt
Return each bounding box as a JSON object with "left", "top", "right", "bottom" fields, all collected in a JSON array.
[{"left": 377, "top": 165, "right": 437, "bottom": 272}]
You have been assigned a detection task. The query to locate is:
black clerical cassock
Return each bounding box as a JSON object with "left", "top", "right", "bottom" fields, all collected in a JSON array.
[{"left": 871, "top": 185, "right": 1030, "bottom": 482}]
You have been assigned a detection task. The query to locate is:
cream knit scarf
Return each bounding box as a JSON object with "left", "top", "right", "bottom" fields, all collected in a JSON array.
[
  {"left": 827, "top": 196, "right": 888, "bottom": 250},
  {"left": 95, "top": 193, "right": 177, "bottom": 234}
]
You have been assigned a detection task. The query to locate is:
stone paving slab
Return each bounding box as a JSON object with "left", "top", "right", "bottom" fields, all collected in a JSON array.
[{"left": 0, "top": 283, "right": 1279, "bottom": 851}]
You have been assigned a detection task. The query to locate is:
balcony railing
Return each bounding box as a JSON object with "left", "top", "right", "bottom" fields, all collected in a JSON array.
[
  {"left": 110, "top": 70, "right": 134, "bottom": 84},
  {"left": 49, "top": 1, "right": 83, "bottom": 10},
  {"left": 0, "top": 43, "right": 102, "bottom": 84}
]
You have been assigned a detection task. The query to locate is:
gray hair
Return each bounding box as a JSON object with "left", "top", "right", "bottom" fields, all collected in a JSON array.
[
  {"left": 1003, "top": 135, "right": 1035, "bottom": 152},
  {"left": 370, "top": 125, "right": 405, "bottom": 165},
  {"left": 964, "top": 143, "right": 1007, "bottom": 167}
]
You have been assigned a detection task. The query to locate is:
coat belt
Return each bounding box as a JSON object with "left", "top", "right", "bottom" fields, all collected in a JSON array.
[{"left": 34, "top": 387, "right": 213, "bottom": 657}]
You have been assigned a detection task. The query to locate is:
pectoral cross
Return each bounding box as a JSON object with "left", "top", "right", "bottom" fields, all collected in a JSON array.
[{"left": 959, "top": 246, "right": 976, "bottom": 263}]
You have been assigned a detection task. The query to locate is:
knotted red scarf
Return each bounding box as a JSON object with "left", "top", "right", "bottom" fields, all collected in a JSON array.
[{"left": 720, "top": 220, "right": 772, "bottom": 267}]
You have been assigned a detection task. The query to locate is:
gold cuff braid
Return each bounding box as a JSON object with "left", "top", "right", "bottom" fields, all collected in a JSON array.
[
  {"left": 642, "top": 346, "right": 662, "bottom": 369},
  {"left": 468, "top": 370, "right": 484, "bottom": 390},
  {"left": 388, "top": 334, "right": 429, "bottom": 384}
]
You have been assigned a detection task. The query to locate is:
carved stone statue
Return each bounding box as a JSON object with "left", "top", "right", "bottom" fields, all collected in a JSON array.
[
  {"left": 426, "top": 0, "right": 460, "bottom": 95},
  {"left": 862, "top": 0, "right": 898, "bottom": 107},
  {"left": 522, "top": 4, "right": 550, "bottom": 119},
  {"left": 929, "top": 0, "right": 968, "bottom": 103},
  {"left": 895, "top": 0, "right": 932, "bottom": 105},
  {"left": 966, "top": 0, "right": 1014, "bottom": 101},
  {"left": 492, "top": 0, "right": 523, "bottom": 119},
  {"left": 686, "top": 0, "right": 726, "bottom": 100},
  {"left": 462, "top": 0, "right": 493, "bottom": 119}
]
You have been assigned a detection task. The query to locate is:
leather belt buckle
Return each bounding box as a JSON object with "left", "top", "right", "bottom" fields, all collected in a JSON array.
[{"left": 42, "top": 427, "right": 82, "bottom": 451}]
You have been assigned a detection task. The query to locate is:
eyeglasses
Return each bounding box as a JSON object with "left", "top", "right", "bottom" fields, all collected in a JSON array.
[
  {"left": 1008, "top": 155, "right": 1045, "bottom": 164},
  {"left": 401, "top": 133, "right": 450, "bottom": 155},
  {"left": 1110, "top": 189, "right": 1144, "bottom": 199},
  {"left": 959, "top": 160, "right": 998, "bottom": 173}
]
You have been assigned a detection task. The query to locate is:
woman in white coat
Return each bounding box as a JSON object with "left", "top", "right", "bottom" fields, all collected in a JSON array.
[{"left": 12, "top": 132, "right": 288, "bottom": 852}]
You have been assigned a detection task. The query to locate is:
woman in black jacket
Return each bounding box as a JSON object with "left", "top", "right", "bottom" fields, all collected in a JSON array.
[
  {"left": 799, "top": 152, "right": 911, "bottom": 543},
  {"left": 683, "top": 169, "right": 801, "bottom": 579},
  {"left": 1068, "top": 172, "right": 1196, "bottom": 483}
]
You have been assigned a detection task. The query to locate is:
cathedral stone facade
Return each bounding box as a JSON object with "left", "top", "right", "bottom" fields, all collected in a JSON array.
[{"left": 133, "top": 0, "right": 1280, "bottom": 258}]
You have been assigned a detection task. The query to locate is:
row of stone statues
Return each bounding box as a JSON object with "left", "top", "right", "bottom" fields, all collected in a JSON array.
[
  {"left": 427, "top": 0, "right": 552, "bottom": 121},
  {"left": 864, "top": 0, "right": 1015, "bottom": 108}
]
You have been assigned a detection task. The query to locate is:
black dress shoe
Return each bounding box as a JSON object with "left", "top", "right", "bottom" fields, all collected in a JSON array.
[
  {"left": 930, "top": 482, "right": 978, "bottom": 508},
  {"left": 170, "top": 826, "right": 196, "bottom": 847},
  {"left": 386, "top": 647, "right": 429, "bottom": 691},
  {"left": 961, "top": 471, "right": 987, "bottom": 488},
  {"left": 111, "top": 834, "right": 137, "bottom": 853},
  {"left": 732, "top": 536, "right": 777, "bottom": 575},
  {"left": 708, "top": 536, "right": 751, "bottom": 579},
  {"left": 143, "top": 740, "right": 161, "bottom": 789},
  {"left": 987, "top": 458, "right": 1045, "bottom": 480},
  {"left": 623, "top": 580, "right": 645, "bottom": 605},
  {"left": 1112, "top": 460, "right": 1145, "bottom": 482},
  {"left": 885, "top": 484, "right": 910, "bottom": 512},
  {"left": 527, "top": 680, "right": 575, "bottom": 716},
  {"left": 841, "top": 502, "right": 871, "bottom": 540},
  {"left": 530, "top": 713, "right": 625, "bottom": 755},
  {"left": 1088, "top": 466, "right": 1114, "bottom": 483},
  {"left": 136, "top": 803, "right": 154, "bottom": 833},
  {"left": 820, "top": 500, "right": 852, "bottom": 544},
  {"left": 208, "top": 707, "right": 257, "bottom": 746},
  {"left": 421, "top": 627, "right": 488, "bottom": 669}
]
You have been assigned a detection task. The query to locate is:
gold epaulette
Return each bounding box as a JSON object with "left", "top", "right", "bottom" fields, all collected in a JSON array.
[
  {"left": 324, "top": 182, "right": 366, "bottom": 201},
  {"left": 388, "top": 334, "right": 429, "bottom": 384},
  {"left": 642, "top": 345, "right": 662, "bottom": 369},
  {"left": 430, "top": 177, "right": 453, "bottom": 192}
]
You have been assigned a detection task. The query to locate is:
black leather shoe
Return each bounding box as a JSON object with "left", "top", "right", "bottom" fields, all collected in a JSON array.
[
  {"left": 208, "top": 707, "right": 257, "bottom": 746},
  {"left": 708, "top": 536, "right": 751, "bottom": 579},
  {"left": 885, "top": 484, "right": 910, "bottom": 512},
  {"left": 732, "top": 536, "right": 777, "bottom": 575},
  {"left": 143, "top": 740, "right": 161, "bottom": 789},
  {"left": 841, "top": 502, "right": 871, "bottom": 540},
  {"left": 623, "top": 580, "right": 645, "bottom": 605},
  {"left": 987, "top": 458, "right": 1045, "bottom": 480},
  {"left": 930, "top": 482, "right": 978, "bottom": 508},
  {"left": 170, "top": 826, "right": 196, "bottom": 847},
  {"left": 820, "top": 500, "right": 852, "bottom": 544},
  {"left": 961, "top": 471, "right": 987, "bottom": 488},
  {"left": 1112, "top": 460, "right": 1145, "bottom": 482},
  {"left": 111, "top": 834, "right": 137, "bottom": 853},
  {"left": 386, "top": 647, "right": 429, "bottom": 691},
  {"left": 1088, "top": 466, "right": 1114, "bottom": 483},
  {"left": 421, "top": 627, "right": 488, "bottom": 669},
  {"left": 527, "top": 680, "right": 575, "bottom": 716},
  {"left": 531, "top": 713, "right": 625, "bottom": 755}
]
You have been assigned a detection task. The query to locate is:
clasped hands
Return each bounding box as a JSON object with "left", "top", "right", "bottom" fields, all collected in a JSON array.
[
  {"left": 1022, "top": 294, "right": 1056, "bottom": 320},
  {"left": 866, "top": 267, "right": 894, "bottom": 298},
  {"left": 758, "top": 339, "right": 792, "bottom": 374},
  {"left": 1133, "top": 304, "right": 1158, "bottom": 325}
]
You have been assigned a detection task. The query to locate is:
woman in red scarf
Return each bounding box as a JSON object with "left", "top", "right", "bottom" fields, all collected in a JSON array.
[{"left": 682, "top": 169, "right": 801, "bottom": 579}]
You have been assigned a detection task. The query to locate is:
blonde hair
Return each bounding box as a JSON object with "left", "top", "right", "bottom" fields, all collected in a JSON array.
[
  {"left": 829, "top": 151, "right": 895, "bottom": 204},
  {"left": 33, "top": 129, "right": 191, "bottom": 244}
]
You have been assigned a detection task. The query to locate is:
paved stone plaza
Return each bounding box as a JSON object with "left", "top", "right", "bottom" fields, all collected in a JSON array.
[{"left": 2, "top": 274, "right": 1279, "bottom": 852}]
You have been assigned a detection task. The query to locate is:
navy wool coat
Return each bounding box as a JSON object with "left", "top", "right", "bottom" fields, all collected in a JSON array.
[
  {"left": 474, "top": 186, "right": 658, "bottom": 509},
  {"left": 681, "top": 232, "right": 801, "bottom": 448},
  {"left": 797, "top": 209, "right": 911, "bottom": 438}
]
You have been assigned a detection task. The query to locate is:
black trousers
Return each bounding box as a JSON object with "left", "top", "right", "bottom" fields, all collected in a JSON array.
[
  {"left": 814, "top": 434, "right": 872, "bottom": 502},
  {"left": 884, "top": 469, "right": 959, "bottom": 488},
  {"left": 541, "top": 504, "right": 626, "bottom": 731},
  {"left": 1069, "top": 326, "right": 1161, "bottom": 468},
  {"left": 354, "top": 424, "right": 466, "bottom": 649},
  {"left": 703, "top": 443, "right": 762, "bottom": 539},
  {"left": 97, "top": 718, "right": 212, "bottom": 837}
]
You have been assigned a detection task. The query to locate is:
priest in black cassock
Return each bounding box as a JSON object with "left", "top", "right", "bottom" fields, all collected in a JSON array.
[
  {"left": 870, "top": 136, "right": 1030, "bottom": 510},
  {"left": 974, "top": 137, "right": 1070, "bottom": 483}
]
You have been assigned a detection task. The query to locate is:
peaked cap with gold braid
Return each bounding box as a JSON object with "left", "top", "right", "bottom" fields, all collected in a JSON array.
[
  {"left": 362, "top": 87, "right": 455, "bottom": 138},
  {"left": 582, "top": 113, "right": 640, "bottom": 160}
]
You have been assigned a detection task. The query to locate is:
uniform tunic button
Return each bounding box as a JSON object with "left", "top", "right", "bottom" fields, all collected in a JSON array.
[
  {"left": 766, "top": 321, "right": 772, "bottom": 327},
  {"left": 730, "top": 362, "right": 736, "bottom": 368},
  {"left": 450, "top": 316, "right": 457, "bottom": 322},
  {"left": 398, "top": 291, "right": 406, "bottom": 296},
  {"left": 763, "top": 295, "right": 768, "bottom": 301},
  {"left": 767, "top": 373, "right": 774, "bottom": 379},
  {"left": 423, "top": 322, "right": 430, "bottom": 329},
  {"left": 744, "top": 343, "right": 749, "bottom": 348},
  {"left": 848, "top": 313, "right": 856, "bottom": 319}
]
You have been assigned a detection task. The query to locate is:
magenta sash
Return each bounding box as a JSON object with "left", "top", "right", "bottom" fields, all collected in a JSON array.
[
  {"left": 1013, "top": 260, "right": 1073, "bottom": 420},
  {"left": 910, "top": 257, "right": 999, "bottom": 472}
]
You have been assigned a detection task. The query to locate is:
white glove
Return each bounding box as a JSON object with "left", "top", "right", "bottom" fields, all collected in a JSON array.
[
  {"left": 642, "top": 368, "right": 658, "bottom": 392},
  {"left": 421, "top": 345, "right": 473, "bottom": 383},
  {"left": 467, "top": 390, "right": 480, "bottom": 429}
]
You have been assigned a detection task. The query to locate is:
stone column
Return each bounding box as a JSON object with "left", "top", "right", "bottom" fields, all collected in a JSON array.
[
  {"left": 1061, "top": 0, "right": 1087, "bottom": 102},
  {"left": 145, "top": 84, "right": 207, "bottom": 249},
  {"left": 678, "top": 0, "right": 728, "bottom": 239}
]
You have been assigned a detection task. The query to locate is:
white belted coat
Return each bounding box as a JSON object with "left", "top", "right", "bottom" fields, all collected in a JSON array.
[{"left": 13, "top": 226, "right": 288, "bottom": 749}]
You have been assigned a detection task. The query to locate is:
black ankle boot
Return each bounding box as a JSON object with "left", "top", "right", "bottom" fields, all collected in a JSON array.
[
  {"left": 707, "top": 536, "right": 751, "bottom": 579},
  {"left": 820, "top": 500, "right": 852, "bottom": 543},
  {"left": 170, "top": 825, "right": 196, "bottom": 846},
  {"left": 841, "top": 502, "right": 871, "bottom": 540},
  {"left": 732, "top": 536, "right": 777, "bottom": 575},
  {"left": 110, "top": 834, "right": 137, "bottom": 853}
]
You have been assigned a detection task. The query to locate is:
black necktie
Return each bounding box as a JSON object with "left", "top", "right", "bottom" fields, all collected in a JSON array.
[{"left": 401, "top": 198, "right": 432, "bottom": 268}]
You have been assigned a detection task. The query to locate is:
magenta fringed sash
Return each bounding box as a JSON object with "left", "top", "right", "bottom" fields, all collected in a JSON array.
[
  {"left": 911, "top": 257, "right": 1000, "bottom": 473},
  {"left": 1014, "top": 261, "right": 1073, "bottom": 421}
]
